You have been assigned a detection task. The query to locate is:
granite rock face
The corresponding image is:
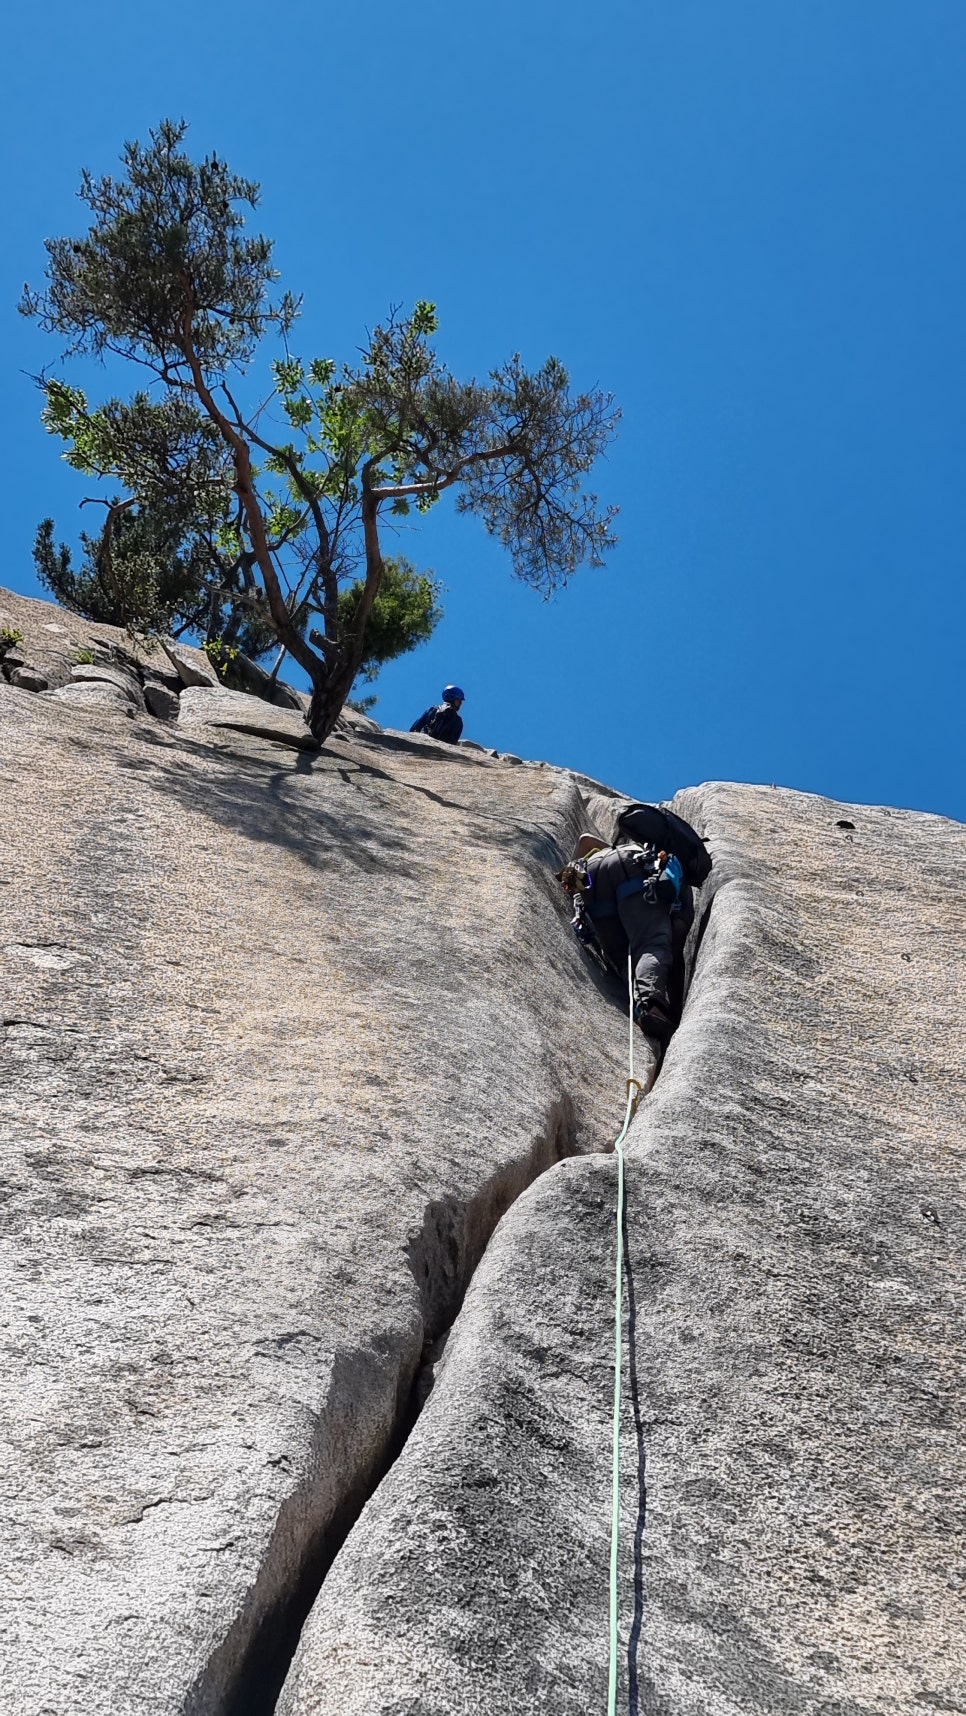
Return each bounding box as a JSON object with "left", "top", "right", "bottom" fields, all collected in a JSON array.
[
  {"left": 176, "top": 683, "right": 319, "bottom": 751},
  {"left": 0, "top": 586, "right": 310, "bottom": 731},
  {"left": 161, "top": 635, "right": 221, "bottom": 688},
  {"left": 143, "top": 681, "right": 181, "bottom": 721},
  {"left": 0, "top": 658, "right": 643, "bottom": 1716},
  {"left": 70, "top": 662, "right": 145, "bottom": 706},
  {"left": 2, "top": 587, "right": 964, "bottom": 1716},
  {"left": 8, "top": 665, "right": 49, "bottom": 692},
  {"left": 0, "top": 585, "right": 203, "bottom": 693},
  {"left": 42, "top": 678, "right": 139, "bottom": 716},
  {"left": 279, "top": 783, "right": 966, "bottom": 1716}
]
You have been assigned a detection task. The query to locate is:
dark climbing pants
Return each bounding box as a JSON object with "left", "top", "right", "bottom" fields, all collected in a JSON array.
[
  {"left": 585, "top": 847, "right": 676, "bottom": 1008},
  {"left": 594, "top": 898, "right": 673, "bottom": 1008}
]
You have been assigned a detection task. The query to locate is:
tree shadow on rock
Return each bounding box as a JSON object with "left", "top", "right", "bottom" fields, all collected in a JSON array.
[{"left": 84, "top": 725, "right": 408, "bottom": 878}]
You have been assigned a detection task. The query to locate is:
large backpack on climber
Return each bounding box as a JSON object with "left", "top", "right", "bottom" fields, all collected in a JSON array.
[
  {"left": 614, "top": 803, "right": 712, "bottom": 885},
  {"left": 421, "top": 705, "right": 459, "bottom": 740}
]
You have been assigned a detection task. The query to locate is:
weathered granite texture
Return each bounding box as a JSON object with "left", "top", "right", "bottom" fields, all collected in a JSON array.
[
  {"left": 0, "top": 658, "right": 645, "bottom": 1716},
  {"left": 8, "top": 666, "right": 49, "bottom": 692},
  {"left": 176, "top": 683, "right": 318, "bottom": 751},
  {"left": 3, "top": 587, "right": 963, "bottom": 1716},
  {"left": 0, "top": 586, "right": 305, "bottom": 721},
  {"left": 279, "top": 784, "right": 966, "bottom": 1716},
  {"left": 0, "top": 584, "right": 207, "bottom": 693},
  {"left": 161, "top": 636, "right": 221, "bottom": 688}
]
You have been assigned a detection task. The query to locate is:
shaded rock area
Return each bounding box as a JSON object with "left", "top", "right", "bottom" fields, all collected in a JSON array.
[
  {"left": 279, "top": 784, "right": 966, "bottom": 1716},
  {"left": 0, "top": 639, "right": 648, "bottom": 1716},
  {"left": 223, "top": 646, "right": 306, "bottom": 711},
  {"left": 9, "top": 665, "right": 49, "bottom": 692},
  {"left": 144, "top": 682, "right": 181, "bottom": 721}
]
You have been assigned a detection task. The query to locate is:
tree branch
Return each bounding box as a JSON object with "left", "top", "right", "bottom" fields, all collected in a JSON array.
[
  {"left": 176, "top": 298, "right": 321, "bottom": 686},
  {"left": 221, "top": 380, "right": 339, "bottom": 631},
  {"left": 369, "top": 441, "right": 513, "bottom": 501}
]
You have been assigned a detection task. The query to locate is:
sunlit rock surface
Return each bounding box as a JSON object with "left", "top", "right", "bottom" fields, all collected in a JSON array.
[
  {"left": 279, "top": 784, "right": 966, "bottom": 1716},
  {"left": 0, "top": 606, "right": 640, "bottom": 1716},
  {"left": 2, "top": 588, "right": 963, "bottom": 1716}
]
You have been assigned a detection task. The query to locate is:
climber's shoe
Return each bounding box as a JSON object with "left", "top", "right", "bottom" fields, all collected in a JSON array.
[{"left": 635, "top": 998, "right": 674, "bottom": 1045}]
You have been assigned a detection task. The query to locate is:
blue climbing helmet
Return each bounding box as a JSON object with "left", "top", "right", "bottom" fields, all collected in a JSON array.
[{"left": 442, "top": 684, "right": 465, "bottom": 704}]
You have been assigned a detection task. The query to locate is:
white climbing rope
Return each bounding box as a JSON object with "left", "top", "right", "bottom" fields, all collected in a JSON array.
[{"left": 607, "top": 953, "right": 642, "bottom": 1715}]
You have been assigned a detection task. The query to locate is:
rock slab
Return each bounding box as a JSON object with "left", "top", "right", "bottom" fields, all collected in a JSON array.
[
  {"left": 160, "top": 637, "right": 220, "bottom": 688},
  {"left": 143, "top": 681, "right": 181, "bottom": 720},
  {"left": 279, "top": 782, "right": 966, "bottom": 1716},
  {"left": 70, "top": 662, "right": 144, "bottom": 705},
  {"left": 0, "top": 665, "right": 638, "bottom": 1716},
  {"left": 8, "top": 666, "right": 49, "bottom": 692},
  {"left": 4, "top": 586, "right": 964, "bottom": 1716},
  {"left": 176, "top": 683, "right": 319, "bottom": 751}
]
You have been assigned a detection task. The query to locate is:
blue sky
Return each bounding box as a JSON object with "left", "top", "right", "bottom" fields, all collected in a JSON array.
[{"left": 3, "top": 1, "right": 965, "bottom": 819}]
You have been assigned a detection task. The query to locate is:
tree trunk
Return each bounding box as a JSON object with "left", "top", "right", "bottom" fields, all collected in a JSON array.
[
  {"left": 305, "top": 487, "right": 385, "bottom": 743},
  {"left": 306, "top": 656, "right": 361, "bottom": 743}
]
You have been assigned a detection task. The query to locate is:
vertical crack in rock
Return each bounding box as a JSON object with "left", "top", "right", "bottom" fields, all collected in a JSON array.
[
  {"left": 183, "top": 1101, "right": 581, "bottom": 1716},
  {"left": 405, "top": 1097, "right": 578, "bottom": 1347},
  {"left": 186, "top": 861, "right": 714, "bottom": 1716}
]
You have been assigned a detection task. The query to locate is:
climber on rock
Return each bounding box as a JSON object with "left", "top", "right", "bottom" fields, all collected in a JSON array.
[
  {"left": 558, "top": 834, "right": 686, "bottom": 1045},
  {"left": 410, "top": 684, "right": 465, "bottom": 745}
]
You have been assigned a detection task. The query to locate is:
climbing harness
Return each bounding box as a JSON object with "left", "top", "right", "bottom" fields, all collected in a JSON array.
[{"left": 607, "top": 953, "right": 642, "bottom": 1716}]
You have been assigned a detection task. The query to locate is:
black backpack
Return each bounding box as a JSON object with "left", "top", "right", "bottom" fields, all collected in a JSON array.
[
  {"left": 615, "top": 803, "right": 712, "bottom": 885},
  {"left": 422, "top": 704, "right": 460, "bottom": 741}
]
